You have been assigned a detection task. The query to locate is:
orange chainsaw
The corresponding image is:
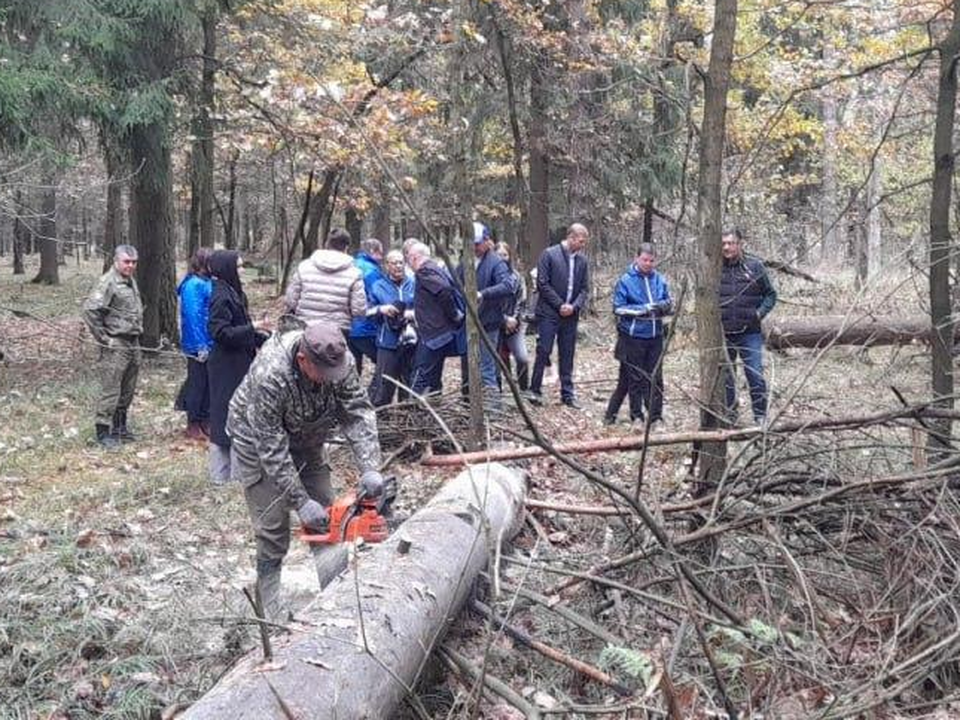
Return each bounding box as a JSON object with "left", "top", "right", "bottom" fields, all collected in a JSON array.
[{"left": 299, "top": 476, "right": 398, "bottom": 545}]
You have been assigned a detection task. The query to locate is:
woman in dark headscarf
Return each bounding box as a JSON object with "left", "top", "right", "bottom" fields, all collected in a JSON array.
[{"left": 206, "top": 250, "right": 268, "bottom": 483}]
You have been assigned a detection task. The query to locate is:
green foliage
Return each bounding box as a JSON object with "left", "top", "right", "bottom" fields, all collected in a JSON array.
[{"left": 599, "top": 644, "right": 655, "bottom": 687}]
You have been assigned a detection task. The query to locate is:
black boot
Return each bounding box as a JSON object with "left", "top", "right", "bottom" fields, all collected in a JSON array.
[
  {"left": 112, "top": 409, "right": 135, "bottom": 442},
  {"left": 95, "top": 423, "right": 120, "bottom": 449}
]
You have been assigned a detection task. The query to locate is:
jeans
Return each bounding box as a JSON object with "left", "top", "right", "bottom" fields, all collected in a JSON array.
[
  {"left": 530, "top": 315, "right": 578, "bottom": 401},
  {"left": 724, "top": 331, "right": 767, "bottom": 421},
  {"left": 499, "top": 329, "right": 530, "bottom": 391},
  {"left": 478, "top": 326, "right": 501, "bottom": 389}
]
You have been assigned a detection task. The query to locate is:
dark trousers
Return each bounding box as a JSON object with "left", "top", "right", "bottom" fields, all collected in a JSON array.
[
  {"left": 605, "top": 363, "right": 641, "bottom": 421},
  {"left": 347, "top": 335, "right": 378, "bottom": 377},
  {"left": 183, "top": 357, "right": 210, "bottom": 423},
  {"left": 373, "top": 346, "right": 414, "bottom": 406},
  {"left": 623, "top": 335, "right": 664, "bottom": 422},
  {"left": 530, "top": 315, "right": 578, "bottom": 401},
  {"left": 411, "top": 338, "right": 459, "bottom": 395},
  {"left": 724, "top": 331, "right": 767, "bottom": 421}
]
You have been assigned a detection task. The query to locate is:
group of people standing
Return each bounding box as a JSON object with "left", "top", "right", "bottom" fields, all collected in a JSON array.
[{"left": 82, "top": 225, "right": 778, "bottom": 461}]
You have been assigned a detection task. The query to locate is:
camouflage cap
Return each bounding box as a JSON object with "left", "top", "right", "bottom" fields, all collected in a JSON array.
[{"left": 301, "top": 321, "right": 351, "bottom": 382}]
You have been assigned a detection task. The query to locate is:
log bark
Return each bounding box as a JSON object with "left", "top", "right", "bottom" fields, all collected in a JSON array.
[
  {"left": 182, "top": 463, "right": 526, "bottom": 720},
  {"left": 764, "top": 315, "right": 957, "bottom": 350}
]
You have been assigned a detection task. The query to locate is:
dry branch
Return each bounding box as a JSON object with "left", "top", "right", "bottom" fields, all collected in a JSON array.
[{"left": 422, "top": 405, "right": 960, "bottom": 466}]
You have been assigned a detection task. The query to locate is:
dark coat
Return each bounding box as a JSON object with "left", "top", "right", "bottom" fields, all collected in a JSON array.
[
  {"left": 457, "top": 249, "right": 516, "bottom": 330},
  {"left": 414, "top": 260, "right": 463, "bottom": 349},
  {"left": 207, "top": 279, "right": 264, "bottom": 447},
  {"left": 719, "top": 255, "right": 777, "bottom": 334},
  {"left": 534, "top": 243, "right": 590, "bottom": 320}
]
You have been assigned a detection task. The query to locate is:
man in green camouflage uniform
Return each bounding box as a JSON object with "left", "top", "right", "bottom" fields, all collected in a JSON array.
[
  {"left": 82, "top": 245, "right": 143, "bottom": 448},
  {"left": 227, "top": 321, "right": 384, "bottom": 618}
]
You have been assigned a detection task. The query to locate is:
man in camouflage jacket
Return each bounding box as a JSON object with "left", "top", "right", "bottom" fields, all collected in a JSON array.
[
  {"left": 82, "top": 244, "right": 143, "bottom": 448},
  {"left": 227, "top": 321, "right": 384, "bottom": 618}
]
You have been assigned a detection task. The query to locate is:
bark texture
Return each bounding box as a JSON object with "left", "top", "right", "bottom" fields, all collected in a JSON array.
[{"left": 182, "top": 463, "right": 526, "bottom": 720}]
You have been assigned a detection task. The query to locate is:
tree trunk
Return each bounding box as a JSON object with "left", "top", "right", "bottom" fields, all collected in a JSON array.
[
  {"left": 345, "top": 206, "right": 362, "bottom": 251},
  {"left": 223, "top": 151, "right": 238, "bottom": 249},
  {"left": 12, "top": 190, "right": 25, "bottom": 275},
  {"left": 198, "top": 5, "right": 217, "bottom": 249},
  {"left": 820, "top": 41, "right": 841, "bottom": 263},
  {"left": 103, "top": 141, "right": 124, "bottom": 271},
  {"left": 526, "top": 56, "right": 550, "bottom": 266},
  {"left": 32, "top": 173, "right": 59, "bottom": 285},
  {"left": 371, "top": 183, "right": 391, "bottom": 244},
  {"left": 929, "top": 0, "right": 960, "bottom": 451},
  {"left": 129, "top": 122, "right": 179, "bottom": 348},
  {"left": 303, "top": 169, "right": 339, "bottom": 257},
  {"left": 182, "top": 464, "right": 526, "bottom": 720},
  {"left": 449, "top": 0, "right": 485, "bottom": 447},
  {"left": 494, "top": 18, "right": 526, "bottom": 253},
  {"left": 694, "top": 0, "right": 738, "bottom": 489},
  {"left": 764, "top": 315, "right": 960, "bottom": 349},
  {"left": 866, "top": 147, "right": 882, "bottom": 278}
]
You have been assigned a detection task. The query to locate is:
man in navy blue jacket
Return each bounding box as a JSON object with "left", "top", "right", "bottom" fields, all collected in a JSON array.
[
  {"left": 610, "top": 244, "right": 673, "bottom": 425},
  {"left": 458, "top": 222, "right": 516, "bottom": 390},
  {"left": 720, "top": 229, "right": 777, "bottom": 423},
  {"left": 528, "top": 223, "right": 591, "bottom": 408},
  {"left": 409, "top": 242, "right": 464, "bottom": 395}
]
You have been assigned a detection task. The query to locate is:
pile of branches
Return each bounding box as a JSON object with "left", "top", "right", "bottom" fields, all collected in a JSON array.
[{"left": 447, "top": 405, "right": 960, "bottom": 718}]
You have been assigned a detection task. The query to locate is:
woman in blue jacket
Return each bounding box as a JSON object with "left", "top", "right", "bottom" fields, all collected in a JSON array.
[
  {"left": 177, "top": 248, "right": 213, "bottom": 440},
  {"left": 608, "top": 244, "right": 673, "bottom": 425},
  {"left": 368, "top": 250, "right": 417, "bottom": 406}
]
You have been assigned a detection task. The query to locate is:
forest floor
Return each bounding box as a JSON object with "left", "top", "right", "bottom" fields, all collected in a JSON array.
[{"left": 0, "top": 257, "right": 954, "bottom": 719}]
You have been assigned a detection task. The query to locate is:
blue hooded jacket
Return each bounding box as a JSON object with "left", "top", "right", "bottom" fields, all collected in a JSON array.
[
  {"left": 178, "top": 273, "right": 213, "bottom": 354},
  {"left": 350, "top": 252, "right": 385, "bottom": 339},
  {"left": 613, "top": 265, "right": 673, "bottom": 339},
  {"left": 369, "top": 275, "right": 416, "bottom": 350}
]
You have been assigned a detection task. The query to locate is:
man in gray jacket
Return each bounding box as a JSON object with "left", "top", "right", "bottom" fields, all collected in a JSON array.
[{"left": 285, "top": 228, "right": 365, "bottom": 332}]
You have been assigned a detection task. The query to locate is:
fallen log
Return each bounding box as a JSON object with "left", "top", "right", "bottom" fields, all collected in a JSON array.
[
  {"left": 764, "top": 315, "right": 950, "bottom": 350},
  {"left": 422, "top": 406, "right": 960, "bottom": 467},
  {"left": 182, "top": 463, "right": 526, "bottom": 720}
]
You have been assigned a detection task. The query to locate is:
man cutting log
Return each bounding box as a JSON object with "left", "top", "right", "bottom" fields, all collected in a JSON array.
[{"left": 227, "top": 320, "right": 385, "bottom": 619}]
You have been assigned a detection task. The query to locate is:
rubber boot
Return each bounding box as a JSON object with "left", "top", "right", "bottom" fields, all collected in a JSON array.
[
  {"left": 95, "top": 423, "right": 120, "bottom": 449},
  {"left": 112, "top": 409, "right": 135, "bottom": 442},
  {"left": 255, "top": 560, "right": 286, "bottom": 623}
]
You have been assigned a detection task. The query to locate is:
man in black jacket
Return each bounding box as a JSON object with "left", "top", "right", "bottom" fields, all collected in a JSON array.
[
  {"left": 720, "top": 229, "right": 777, "bottom": 423},
  {"left": 528, "top": 223, "right": 591, "bottom": 408},
  {"left": 409, "top": 242, "right": 465, "bottom": 395},
  {"left": 458, "top": 222, "right": 516, "bottom": 390}
]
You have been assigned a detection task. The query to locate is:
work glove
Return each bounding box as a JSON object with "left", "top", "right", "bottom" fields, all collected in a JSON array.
[
  {"left": 297, "top": 499, "right": 328, "bottom": 531},
  {"left": 359, "top": 470, "right": 385, "bottom": 498}
]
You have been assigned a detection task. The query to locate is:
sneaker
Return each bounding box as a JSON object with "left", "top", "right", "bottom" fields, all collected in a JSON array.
[
  {"left": 524, "top": 391, "right": 544, "bottom": 406},
  {"left": 562, "top": 398, "right": 583, "bottom": 410},
  {"left": 602, "top": 415, "right": 617, "bottom": 426}
]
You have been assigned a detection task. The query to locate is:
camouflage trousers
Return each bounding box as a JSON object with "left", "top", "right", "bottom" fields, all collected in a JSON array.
[
  {"left": 95, "top": 338, "right": 141, "bottom": 425},
  {"left": 234, "top": 439, "right": 334, "bottom": 569}
]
